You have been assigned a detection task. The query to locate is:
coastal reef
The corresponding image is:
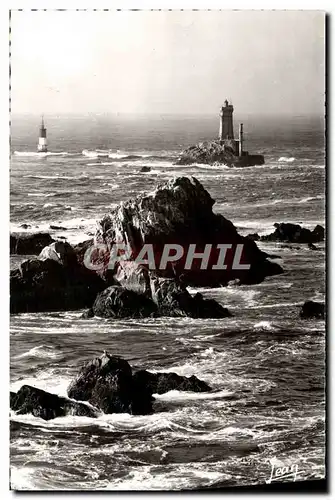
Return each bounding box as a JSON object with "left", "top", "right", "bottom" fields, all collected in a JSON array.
[{"left": 11, "top": 351, "right": 211, "bottom": 420}]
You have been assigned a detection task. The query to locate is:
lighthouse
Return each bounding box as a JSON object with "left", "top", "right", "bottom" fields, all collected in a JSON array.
[
  {"left": 37, "top": 116, "right": 47, "bottom": 153},
  {"left": 219, "top": 99, "right": 234, "bottom": 142}
]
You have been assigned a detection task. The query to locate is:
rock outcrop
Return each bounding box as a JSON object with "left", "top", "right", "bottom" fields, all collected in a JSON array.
[
  {"left": 67, "top": 352, "right": 211, "bottom": 416},
  {"left": 300, "top": 300, "right": 325, "bottom": 320},
  {"left": 260, "top": 223, "right": 325, "bottom": 244},
  {"left": 175, "top": 141, "right": 264, "bottom": 167},
  {"left": 132, "top": 370, "right": 211, "bottom": 394},
  {"left": 92, "top": 286, "right": 158, "bottom": 319},
  {"left": 11, "top": 353, "right": 212, "bottom": 420},
  {"left": 95, "top": 176, "right": 283, "bottom": 287},
  {"left": 92, "top": 279, "right": 232, "bottom": 319},
  {"left": 10, "top": 249, "right": 106, "bottom": 314},
  {"left": 10, "top": 385, "right": 97, "bottom": 420},
  {"left": 10, "top": 232, "right": 55, "bottom": 255}
]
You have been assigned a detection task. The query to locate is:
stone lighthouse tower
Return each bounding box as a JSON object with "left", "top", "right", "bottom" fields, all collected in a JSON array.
[
  {"left": 37, "top": 116, "right": 47, "bottom": 153},
  {"left": 219, "top": 100, "right": 234, "bottom": 142}
]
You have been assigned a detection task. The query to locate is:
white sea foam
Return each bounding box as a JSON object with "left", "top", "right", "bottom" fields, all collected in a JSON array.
[
  {"left": 82, "top": 149, "right": 111, "bottom": 158},
  {"left": 154, "top": 389, "right": 233, "bottom": 401},
  {"left": 13, "top": 151, "right": 68, "bottom": 157},
  {"left": 253, "top": 321, "right": 276, "bottom": 331},
  {"left": 14, "top": 345, "right": 61, "bottom": 360},
  {"left": 278, "top": 156, "right": 295, "bottom": 162}
]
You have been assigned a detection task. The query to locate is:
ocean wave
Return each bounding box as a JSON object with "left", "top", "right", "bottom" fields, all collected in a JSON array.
[
  {"left": 24, "top": 174, "right": 89, "bottom": 181},
  {"left": 14, "top": 345, "right": 62, "bottom": 360},
  {"left": 253, "top": 321, "right": 277, "bottom": 331},
  {"left": 13, "top": 151, "right": 68, "bottom": 157}
]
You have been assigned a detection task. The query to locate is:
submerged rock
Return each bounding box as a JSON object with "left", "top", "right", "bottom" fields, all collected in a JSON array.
[
  {"left": 261, "top": 223, "right": 325, "bottom": 244},
  {"left": 49, "top": 225, "right": 67, "bottom": 231},
  {"left": 10, "top": 385, "right": 97, "bottom": 420},
  {"left": 96, "top": 176, "right": 283, "bottom": 287},
  {"left": 10, "top": 232, "right": 55, "bottom": 255},
  {"left": 300, "top": 300, "right": 325, "bottom": 320},
  {"left": 139, "top": 166, "right": 151, "bottom": 173}
]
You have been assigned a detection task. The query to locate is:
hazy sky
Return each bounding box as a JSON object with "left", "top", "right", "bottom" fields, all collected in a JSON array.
[{"left": 10, "top": 10, "right": 325, "bottom": 116}]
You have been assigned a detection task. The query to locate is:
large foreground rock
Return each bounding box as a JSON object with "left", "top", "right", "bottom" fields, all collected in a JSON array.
[
  {"left": 67, "top": 352, "right": 211, "bottom": 417},
  {"left": 300, "top": 301, "right": 325, "bottom": 320},
  {"left": 10, "top": 232, "right": 55, "bottom": 255},
  {"left": 10, "top": 246, "right": 106, "bottom": 313},
  {"left": 175, "top": 140, "right": 264, "bottom": 167},
  {"left": 10, "top": 385, "right": 97, "bottom": 420},
  {"left": 261, "top": 223, "right": 325, "bottom": 244},
  {"left": 95, "top": 176, "right": 282, "bottom": 287},
  {"left": 67, "top": 353, "right": 153, "bottom": 415}
]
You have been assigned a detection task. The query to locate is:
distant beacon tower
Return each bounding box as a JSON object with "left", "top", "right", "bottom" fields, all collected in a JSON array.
[
  {"left": 37, "top": 116, "right": 47, "bottom": 153},
  {"left": 219, "top": 100, "right": 234, "bottom": 141}
]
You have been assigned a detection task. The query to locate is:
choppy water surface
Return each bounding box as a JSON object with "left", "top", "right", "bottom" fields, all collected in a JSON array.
[{"left": 10, "top": 114, "right": 325, "bottom": 490}]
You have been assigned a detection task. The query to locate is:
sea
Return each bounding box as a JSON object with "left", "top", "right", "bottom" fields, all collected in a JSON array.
[{"left": 10, "top": 113, "right": 325, "bottom": 490}]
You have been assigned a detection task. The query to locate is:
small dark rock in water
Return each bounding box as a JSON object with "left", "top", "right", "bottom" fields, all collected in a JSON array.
[
  {"left": 81, "top": 308, "right": 94, "bottom": 318},
  {"left": 20, "top": 224, "right": 31, "bottom": 229},
  {"left": 246, "top": 233, "right": 260, "bottom": 241},
  {"left": 132, "top": 370, "right": 211, "bottom": 395},
  {"left": 261, "top": 223, "right": 325, "bottom": 244},
  {"left": 10, "top": 385, "right": 97, "bottom": 420},
  {"left": 139, "top": 166, "right": 151, "bottom": 173},
  {"left": 300, "top": 301, "right": 325, "bottom": 320},
  {"left": 49, "top": 225, "right": 67, "bottom": 231},
  {"left": 308, "top": 242, "right": 318, "bottom": 250},
  {"left": 10, "top": 232, "right": 55, "bottom": 255},
  {"left": 93, "top": 285, "right": 158, "bottom": 319}
]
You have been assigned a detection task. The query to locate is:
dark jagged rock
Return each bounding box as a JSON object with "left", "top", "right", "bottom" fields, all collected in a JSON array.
[
  {"left": 132, "top": 370, "right": 211, "bottom": 394},
  {"left": 10, "top": 249, "right": 106, "bottom": 314},
  {"left": 68, "top": 352, "right": 211, "bottom": 416},
  {"left": 81, "top": 308, "right": 94, "bottom": 319},
  {"left": 72, "top": 239, "right": 94, "bottom": 265},
  {"left": 67, "top": 352, "right": 153, "bottom": 415},
  {"left": 10, "top": 232, "right": 55, "bottom": 255},
  {"left": 150, "top": 277, "right": 232, "bottom": 318},
  {"left": 139, "top": 166, "right": 151, "bottom": 173},
  {"left": 95, "top": 176, "right": 283, "bottom": 287},
  {"left": 175, "top": 140, "right": 264, "bottom": 167},
  {"left": 92, "top": 285, "right": 158, "bottom": 319},
  {"left": 39, "top": 241, "right": 78, "bottom": 267},
  {"left": 10, "top": 385, "right": 97, "bottom": 420},
  {"left": 246, "top": 233, "right": 260, "bottom": 241},
  {"left": 49, "top": 225, "right": 67, "bottom": 231},
  {"left": 300, "top": 301, "right": 325, "bottom": 320},
  {"left": 260, "top": 223, "right": 325, "bottom": 244}
]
